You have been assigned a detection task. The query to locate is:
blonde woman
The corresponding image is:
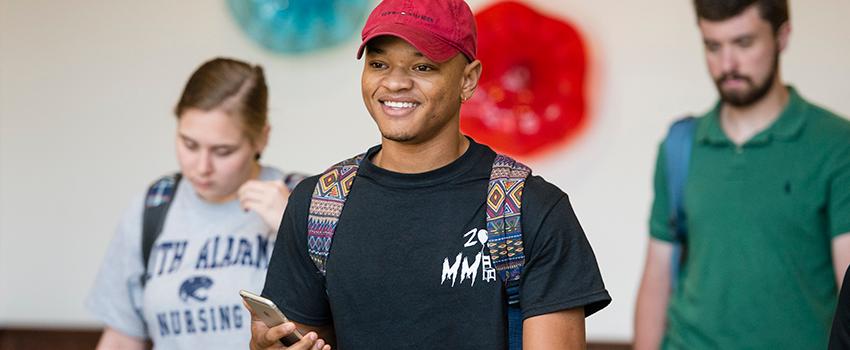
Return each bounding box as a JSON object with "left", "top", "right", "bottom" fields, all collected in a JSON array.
[{"left": 87, "top": 58, "right": 304, "bottom": 349}]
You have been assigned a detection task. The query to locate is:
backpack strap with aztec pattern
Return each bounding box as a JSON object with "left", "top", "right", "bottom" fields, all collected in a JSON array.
[
  {"left": 307, "top": 154, "right": 366, "bottom": 275},
  {"left": 486, "top": 154, "right": 531, "bottom": 350},
  {"left": 306, "top": 153, "right": 531, "bottom": 349}
]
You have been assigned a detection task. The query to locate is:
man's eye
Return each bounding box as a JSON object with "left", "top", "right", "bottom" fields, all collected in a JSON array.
[
  {"left": 414, "top": 65, "right": 433, "bottom": 72},
  {"left": 738, "top": 38, "right": 753, "bottom": 47},
  {"left": 369, "top": 62, "right": 386, "bottom": 69}
]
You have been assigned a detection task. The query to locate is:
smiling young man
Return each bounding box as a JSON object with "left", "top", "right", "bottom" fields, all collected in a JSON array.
[
  {"left": 247, "top": 0, "right": 611, "bottom": 349},
  {"left": 634, "top": 1, "right": 850, "bottom": 349}
]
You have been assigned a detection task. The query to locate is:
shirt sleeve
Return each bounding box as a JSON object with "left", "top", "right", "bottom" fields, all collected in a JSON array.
[
  {"left": 829, "top": 143, "right": 850, "bottom": 238},
  {"left": 829, "top": 265, "right": 850, "bottom": 349},
  {"left": 84, "top": 194, "right": 148, "bottom": 339},
  {"left": 519, "top": 178, "right": 611, "bottom": 319},
  {"left": 649, "top": 143, "right": 675, "bottom": 242},
  {"left": 262, "top": 176, "right": 332, "bottom": 326}
]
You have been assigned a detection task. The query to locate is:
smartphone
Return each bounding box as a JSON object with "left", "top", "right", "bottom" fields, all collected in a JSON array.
[{"left": 240, "top": 289, "right": 303, "bottom": 346}]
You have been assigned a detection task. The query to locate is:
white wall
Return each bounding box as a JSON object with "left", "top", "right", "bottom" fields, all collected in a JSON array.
[{"left": 1, "top": 0, "right": 848, "bottom": 342}]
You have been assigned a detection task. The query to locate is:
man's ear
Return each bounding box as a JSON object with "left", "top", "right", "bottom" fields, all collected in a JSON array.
[
  {"left": 776, "top": 22, "right": 791, "bottom": 53},
  {"left": 460, "top": 59, "right": 483, "bottom": 102}
]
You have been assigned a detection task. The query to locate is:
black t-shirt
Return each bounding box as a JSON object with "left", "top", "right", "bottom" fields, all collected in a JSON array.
[
  {"left": 831, "top": 266, "right": 850, "bottom": 350},
  {"left": 263, "top": 140, "right": 611, "bottom": 349}
]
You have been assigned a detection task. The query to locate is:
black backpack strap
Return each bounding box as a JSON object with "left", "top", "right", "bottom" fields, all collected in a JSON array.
[{"left": 141, "top": 173, "right": 181, "bottom": 286}]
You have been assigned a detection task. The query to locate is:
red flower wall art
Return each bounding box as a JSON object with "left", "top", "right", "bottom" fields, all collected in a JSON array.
[{"left": 462, "top": 1, "right": 589, "bottom": 158}]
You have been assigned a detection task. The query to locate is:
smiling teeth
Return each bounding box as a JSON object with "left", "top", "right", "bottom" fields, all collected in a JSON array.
[{"left": 383, "top": 101, "right": 417, "bottom": 108}]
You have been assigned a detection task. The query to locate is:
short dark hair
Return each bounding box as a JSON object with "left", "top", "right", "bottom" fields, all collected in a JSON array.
[{"left": 694, "top": 0, "right": 789, "bottom": 31}]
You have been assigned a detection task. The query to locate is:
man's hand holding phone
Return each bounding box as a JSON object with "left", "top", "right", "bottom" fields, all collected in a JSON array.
[
  {"left": 247, "top": 315, "right": 330, "bottom": 350},
  {"left": 241, "top": 290, "right": 331, "bottom": 350}
]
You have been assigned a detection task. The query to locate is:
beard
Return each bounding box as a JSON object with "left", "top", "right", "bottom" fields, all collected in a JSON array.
[{"left": 714, "top": 50, "right": 779, "bottom": 107}]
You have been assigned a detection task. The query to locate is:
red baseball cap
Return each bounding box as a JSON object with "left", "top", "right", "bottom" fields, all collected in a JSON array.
[{"left": 356, "top": 0, "right": 477, "bottom": 63}]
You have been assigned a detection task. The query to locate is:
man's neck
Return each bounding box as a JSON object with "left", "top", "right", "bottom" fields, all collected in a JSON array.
[
  {"left": 373, "top": 133, "right": 470, "bottom": 174},
  {"left": 721, "top": 81, "right": 789, "bottom": 145}
]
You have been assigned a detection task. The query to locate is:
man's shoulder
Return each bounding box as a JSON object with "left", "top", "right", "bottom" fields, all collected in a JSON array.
[
  {"left": 287, "top": 174, "right": 322, "bottom": 216},
  {"left": 524, "top": 174, "right": 565, "bottom": 195},
  {"left": 804, "top": 101, "right": 850, "bottom": 138},
  {"left": 661, "top": 113, "right": 711, "bottom": 141},
  {"left": 291, "top": 173, "right": 321, "bottom": 194},
  {"left": 795, "top": 99, "right": 850, "bottom": 165},
  {"left": 521, "top": 175, "right": 569, "bottom": 217}
]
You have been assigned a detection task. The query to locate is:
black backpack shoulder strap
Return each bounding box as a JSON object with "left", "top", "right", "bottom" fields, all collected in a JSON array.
[{"left": 141, "top": 173, "right": 181, "bottom": 285}]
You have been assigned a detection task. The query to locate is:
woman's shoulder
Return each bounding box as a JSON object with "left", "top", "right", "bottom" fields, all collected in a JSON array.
[{"left": 260, "top": 165, "right": 312, "bottom": 191}]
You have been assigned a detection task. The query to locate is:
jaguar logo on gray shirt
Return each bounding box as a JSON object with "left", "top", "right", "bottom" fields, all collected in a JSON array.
[{"left": 179, "top": 275, "right": 214, "bottom": 302}]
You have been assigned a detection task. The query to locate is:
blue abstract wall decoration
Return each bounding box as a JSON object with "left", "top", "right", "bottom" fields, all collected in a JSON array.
[{"left": 227, "top": 0, "right": 371, "bottom": 54}]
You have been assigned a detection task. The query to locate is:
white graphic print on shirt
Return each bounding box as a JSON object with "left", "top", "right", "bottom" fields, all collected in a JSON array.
[{"left": 440, "top": 228, "right": 498, "bottom": 287}]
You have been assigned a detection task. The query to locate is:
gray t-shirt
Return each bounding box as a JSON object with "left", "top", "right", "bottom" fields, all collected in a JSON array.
[{"left": 86, "top": 166, "right": 289, "bottom": 349}]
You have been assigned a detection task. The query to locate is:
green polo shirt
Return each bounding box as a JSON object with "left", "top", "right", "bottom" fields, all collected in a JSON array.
[{"left": 649, "top": 87, "right": 850, "bottom": 349}]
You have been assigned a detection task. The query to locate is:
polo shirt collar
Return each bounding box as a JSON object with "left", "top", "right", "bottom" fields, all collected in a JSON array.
[{"left": 696, "top": 86, "right": 807, "bottom": 146}]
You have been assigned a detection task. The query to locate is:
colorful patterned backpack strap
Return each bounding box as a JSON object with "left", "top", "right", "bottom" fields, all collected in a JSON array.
[
  {"left": 307, "top": 154, "right": 366, "bottom": 276},
  {"left": 487, "top": 154, "right": 531, "bottom": 289},
  {"left": 142, "top": 173, "right": 182, "bottom": 286},
  {"left": 486, "top": 154, "right": 531, "bottom": 350}
]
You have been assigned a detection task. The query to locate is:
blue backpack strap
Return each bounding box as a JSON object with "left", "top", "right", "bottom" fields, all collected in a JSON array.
[
  {"left": 142, "top": 173, "right": 182, "bottom": 286},
  {"left": 307, "top": 154, "right": 365, "bottom": 275},
  {"left": 487, "top": 154, "right": 531, "bottom": 350},
  {"left": 663, "top": 116, "right": 697, "bottom": 291}
]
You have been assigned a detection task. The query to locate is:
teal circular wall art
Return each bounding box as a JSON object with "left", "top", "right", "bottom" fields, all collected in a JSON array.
[{"left": 227, "top": 0, "right": 371, "bottom": 54}]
